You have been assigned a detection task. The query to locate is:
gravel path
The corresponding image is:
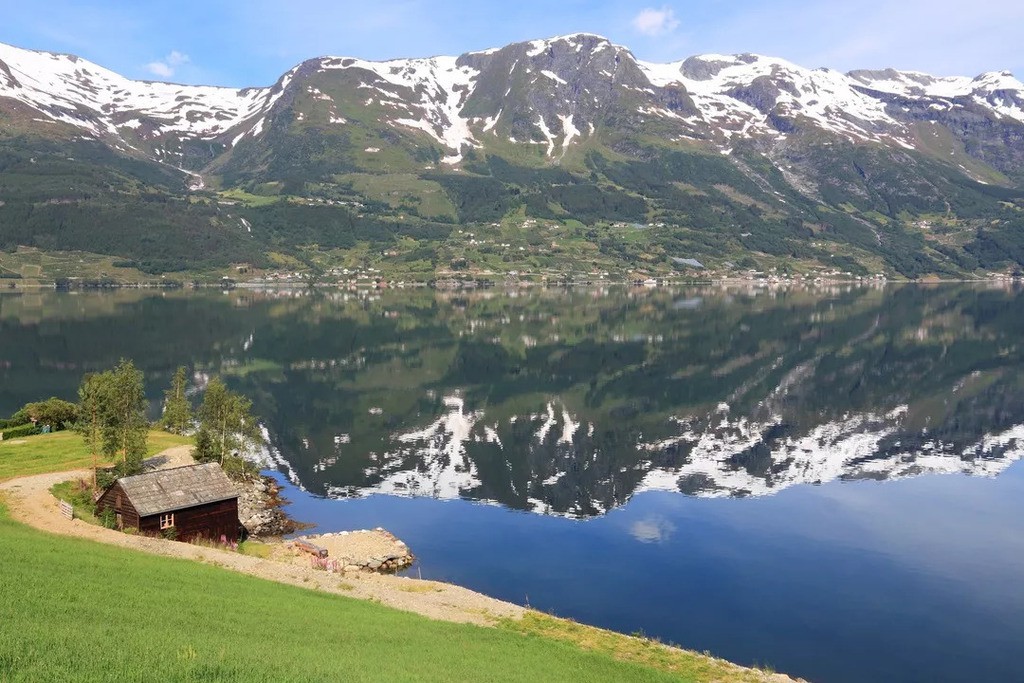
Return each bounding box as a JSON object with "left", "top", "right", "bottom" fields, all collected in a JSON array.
[{"left": 0, "top": 467, "right": 524, "bottom": 626}]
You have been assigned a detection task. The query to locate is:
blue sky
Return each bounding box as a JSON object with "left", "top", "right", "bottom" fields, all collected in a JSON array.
[{"left": 2, "top": 1, "right": 1022, "bottom": 87}]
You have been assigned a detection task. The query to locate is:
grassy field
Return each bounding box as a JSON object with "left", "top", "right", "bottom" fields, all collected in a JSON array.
[
  {"left": 0, "top": 430, "right": 192, "bottom": 481},
  {"left": 0, "top": 247, "right": 165, "bottom": 285},
  {"left": 0, "top": 499, "right": 709, "bottom": 683},
  {"left": 217, "top": 188, "right": 282, "bottom": 207}
]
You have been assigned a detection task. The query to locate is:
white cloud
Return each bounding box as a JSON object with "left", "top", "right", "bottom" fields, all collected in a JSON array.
[
  {"left": 166, "top": 50, "right": 189, "bottom": 67},
  {"left": 144, "top": 61, "right": 174, "bottom": 78},
  {"left": 631, "top": 7, "right": 680, "bottom": 37},
  {"left": 145, "top": 50, "right": 190, "bottom": 79}
]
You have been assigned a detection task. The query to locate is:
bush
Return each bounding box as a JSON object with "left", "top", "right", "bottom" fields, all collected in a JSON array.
[
  {"left": 95, "top": 468, "right": 118, "bottom": 490},
  {"left": 7, "top": 397, "right": 78, "bottom": 432},
  {"left": 99, "top": 507, "right": 117, "bottom": 529},
  {"left": 221, "top": 455, "right": 259, "bottom": 481},
  {"left": 1, "top": 423, "right": 41, "bottom": 440},
  {"left": 0, "top": 416, "right": 30, "bottom": 430},
  {"left": 193, "top": 429, "right": 216, "bottom": 463}
]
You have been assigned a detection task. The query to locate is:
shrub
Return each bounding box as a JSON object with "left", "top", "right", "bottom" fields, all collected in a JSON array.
[
  {"left": 95, "top": 468, "right": 119, "bottom": 490},
  {"left": 193, "top": 429, "right": 216, "bottom": 463},
  {"left": 95, "top": 457, "right": 145, "bottom": 491},
  {"left": 188, "top": 535, "right": 239, "bottom": 552},
  {"left": 221, "top": 455, "right": 259, "bottom": 481},
  {"left": 99, "top": 507, "right": 117, "bottom": 529},
  {"left": 311, "top": 557, "right": 344, "bottom": 573},
  {"left": 10, "top": 397, "right": 78, "bottom": 431},
  {"left": 1, "top": 423, "right": 41, "bottom": 439}
]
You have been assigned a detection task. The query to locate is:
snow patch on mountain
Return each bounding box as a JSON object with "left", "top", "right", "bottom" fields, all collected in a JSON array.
[
  {"left": 639, "top": 54, "right": 914, "bottom": 144},
  {"left": 849, "top": 68, "right": 1024, "bottom": 123},
  {"left": 558, "top": 114, "right": 580, "bottom": 158},
  {"left": 540, "top": 70, "right": 567, "bottom": 86},
  {"left": 0, "top": 41, "right": 275, "bottom": 141},
  {"left": 535, "top": 115, "right": 557, "bottom": 156},
  {"left": 319, "top": 55, "right": 479, "bottom": 154}
]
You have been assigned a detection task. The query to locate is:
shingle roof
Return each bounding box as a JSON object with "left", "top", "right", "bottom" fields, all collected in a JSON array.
[{"left": 116, "top": 463, "right": 239, "bottom": 517}]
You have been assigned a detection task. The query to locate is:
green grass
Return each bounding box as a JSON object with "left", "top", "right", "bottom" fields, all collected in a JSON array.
[
  {"left": 217, "top": 188, "right": 281, "bottom": 207},
  {"left": 0, "top": 430, "right": 192, "bottom": 482},
  {"left": 337, "top": 173, "right": 458, "bottom": 221},
  {"left": 0, "top": 500, "right": 696, "bottom": 683},
  {"left": 507, "top": 613, "right": 778, "bottom": 682},
  {"left": 237, "top": 540, "right": 273, "bottom": 558},
  {"left": 48, "top": 479, "right": 101, "bottom": 525},
  {"left": 0, "top": 247, "right": 162, "bottom": 285}
]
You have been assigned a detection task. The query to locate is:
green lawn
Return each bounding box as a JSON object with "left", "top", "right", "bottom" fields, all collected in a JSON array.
[
  {"left": 0, "top": 500, "right": 692, "bottom": 683},
  {"left": 0, "top": 430, "right": 192, "bottom": 482}
]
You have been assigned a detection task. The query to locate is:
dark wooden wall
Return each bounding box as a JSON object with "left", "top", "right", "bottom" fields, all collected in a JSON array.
[
  {"left": 94, "top": 482, "right": 140, "bottom": 530},
  {"left": 138, "top": 498, "right": 240, "bottom": 542}
]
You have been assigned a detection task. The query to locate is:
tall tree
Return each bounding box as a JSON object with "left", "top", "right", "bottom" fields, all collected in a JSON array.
[
  {"left": 76, "top": 359, "right": 149, "bottom": 487},
  {"left": 195, "top": 377, "right": 261, "bottom": 464},
  {"left": 75, "top": 372, "right": 109, "bottom": 490},
  {"left": 103, "top": 359, "right": 148, "bottom": 470},
  {"left": 160, "top": 366, "right": 192, "bottom": 435}
]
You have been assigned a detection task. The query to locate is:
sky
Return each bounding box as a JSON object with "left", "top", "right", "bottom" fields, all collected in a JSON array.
[{"left": 1, "top": 0, "right": 1022, "bottom": 88}]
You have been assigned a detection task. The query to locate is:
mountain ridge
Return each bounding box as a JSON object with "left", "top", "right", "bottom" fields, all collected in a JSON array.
[
  {"left": 1, "top": 34, "right": 1023, "bottom": 280},
  {"left": 3, "top": 34, "right": 1021, "bottom": 168}
]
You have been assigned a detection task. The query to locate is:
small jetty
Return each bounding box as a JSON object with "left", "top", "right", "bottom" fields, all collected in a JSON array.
[{"left": 282, "top": 528, "right": 414, "bottom": 573}]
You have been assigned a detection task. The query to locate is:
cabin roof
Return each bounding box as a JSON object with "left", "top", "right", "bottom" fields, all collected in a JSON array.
[{"left": 115, "top": 462, "right": 238, "bottom": 517}]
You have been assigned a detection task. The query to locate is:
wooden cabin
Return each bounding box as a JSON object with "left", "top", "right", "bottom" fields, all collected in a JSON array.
[{"left": 95, "top": 462, "right": 241, "bottom": 542}]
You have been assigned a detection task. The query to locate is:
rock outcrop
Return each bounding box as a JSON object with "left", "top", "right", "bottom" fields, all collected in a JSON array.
[{"left": 237, "top": 473, "right": 299, "bottom": 537}]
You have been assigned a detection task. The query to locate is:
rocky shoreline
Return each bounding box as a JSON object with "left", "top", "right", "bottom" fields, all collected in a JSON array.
[{"left": 236, "top": 472, "right": 302, "bottom": 538}]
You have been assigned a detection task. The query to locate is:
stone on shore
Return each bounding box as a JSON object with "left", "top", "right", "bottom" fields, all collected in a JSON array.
[{"left": 282, "top": 529, "right": 415, "bottom": 573}]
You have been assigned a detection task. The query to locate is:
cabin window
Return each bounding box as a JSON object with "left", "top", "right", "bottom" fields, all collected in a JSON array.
[
  {"left": 115, "top": 493, "right": 122, "bottom": 508},
  {"left": 159, "top": 513, "right": 175, "bottom": 529}
]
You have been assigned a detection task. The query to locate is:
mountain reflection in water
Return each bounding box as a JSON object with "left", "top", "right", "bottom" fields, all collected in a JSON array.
[
  {"left": 217, "top": 283, "right": 1024, "bottom": 517},
  {"left": 3, "top": 283, "right": 1023, "bottom": 517}
]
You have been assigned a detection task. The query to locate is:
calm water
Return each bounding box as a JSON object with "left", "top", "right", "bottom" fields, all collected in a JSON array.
[{"left": 2, "top": 284, "right": 1023, "bottom": 683}]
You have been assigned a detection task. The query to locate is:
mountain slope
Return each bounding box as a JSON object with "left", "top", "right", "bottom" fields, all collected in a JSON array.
[{"left": 1, "top": 35, "right": 1023, "bottom": 279}]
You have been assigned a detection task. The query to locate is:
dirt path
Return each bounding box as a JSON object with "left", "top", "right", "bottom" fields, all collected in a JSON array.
[{"left": 0, "top": 467, "right": 524, "bottom": 626}]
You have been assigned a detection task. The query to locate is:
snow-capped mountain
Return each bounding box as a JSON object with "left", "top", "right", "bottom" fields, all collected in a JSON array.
[
  {"left": 0, "top": 42, "right": 293, "bottom": 170},
  {"left": 2, "top": 34, "right": 1024, "bottom": 279},
  {"left": 2, "top": 34, "right": 1021, "bottom": 170}
]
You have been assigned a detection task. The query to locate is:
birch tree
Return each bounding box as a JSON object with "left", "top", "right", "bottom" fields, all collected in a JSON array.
[
  {"left": 195, "top": 377, "right": 261, "bottom": 464},
  {"left": 160, "top": 366, "right": 192, "bottom": 435}
]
